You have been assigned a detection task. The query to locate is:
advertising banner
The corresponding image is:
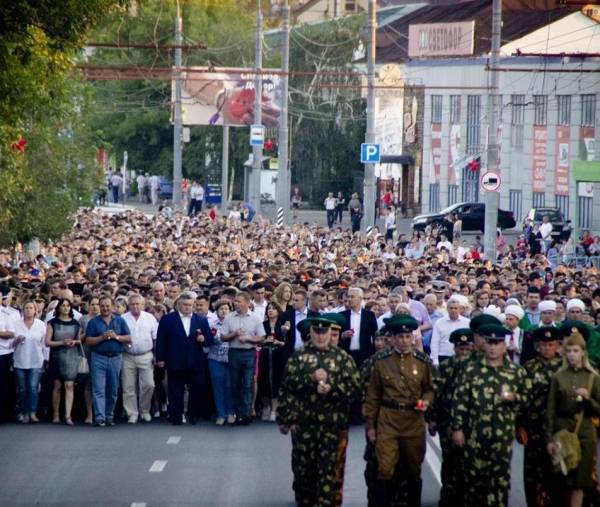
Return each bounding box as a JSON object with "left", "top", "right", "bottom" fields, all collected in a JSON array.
[
  {"left": 554, "top": 125, "right": 570, "bottom": 196},
  {"left": 408, "top": 21, "right": 475, "bottom": 58},
  {"left": 532, "top": 126, "right": 547, "bottom": 193},
  {"left": 176, "top": 68, "right": 282, "bottom": 127},
  {"left": 430, "top": 123, "right": 442, "bottom": 183}
]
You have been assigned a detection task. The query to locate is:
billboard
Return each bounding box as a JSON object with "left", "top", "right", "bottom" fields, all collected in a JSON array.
[
  {"left": 408, "top": 21, "right": 475, "bottom": 58},
  {"left": 176, "top": 68, "right": 282, "bottom": 127}
]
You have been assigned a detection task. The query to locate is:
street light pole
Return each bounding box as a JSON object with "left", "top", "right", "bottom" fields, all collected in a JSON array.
[
  {"left": 362, "top": 0, "right": 377, "bottom": 232},
  {"left": 483, "top": 0, "right": 502, "bottom": 262},
  {"left": 276, "top": 0, "right": 290, "bottom": 225},
  {"left": 251, "top": 1, "right": 263, "bottom": 215},
  {"left": 172, "top": 1, "right": 183, "bottom": 207}
]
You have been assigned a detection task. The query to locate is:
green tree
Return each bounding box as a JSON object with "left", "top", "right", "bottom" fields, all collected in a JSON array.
[{"left": 0, "top": 2, "right": 127, "bottom": 248}]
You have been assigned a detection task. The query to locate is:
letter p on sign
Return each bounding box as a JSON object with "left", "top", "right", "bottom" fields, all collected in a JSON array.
[{"left": 361, "top": 143, "right": 381, "bottom": 164}]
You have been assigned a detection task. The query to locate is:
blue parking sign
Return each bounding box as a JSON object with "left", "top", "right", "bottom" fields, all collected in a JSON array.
[{"left": 361, "top": 143, "right": 381, "bottom": 164}]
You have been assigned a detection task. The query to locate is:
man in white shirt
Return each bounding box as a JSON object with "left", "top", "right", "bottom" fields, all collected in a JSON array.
[
  {"left": 251, "top": 283, "right": 267, "bottom": 321},
  {"left": 324, "top": 192, "right": 337, "bottom": 228},
  {"left": 110, "top": 172, "right": 122, "bottom": 203},
  {"left": 0, "top": 287, "right": 16, "bottom": 422},
  {"left": 150, "top": 174, "right": 160, "bottom": 205},
  {"left": 385, "top": 207, "right": 396, "bottom": 241},
  {"left": 430, "top": 296, "right": 470, "bottom": 365},
  {"left": 136, "top": 173, "right": 146, "bottom": 202},
  {"left": 188, "top": 181, "right": 205, "bottom": 216},
  {"left": 539, "top": 215, "right": 553, "bottom": 252},
  {"left": 122, "top": 294, "right": 159, "bottom": 423}
]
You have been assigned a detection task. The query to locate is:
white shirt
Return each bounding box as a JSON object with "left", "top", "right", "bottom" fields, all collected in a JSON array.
[
  {"left": 0, "top": 310, "right": 16, "bottom": 356},
  {"left": 110, "top": 174, "right": 122, "bottom": 187},
  {"left": 252, "top": 300, "right": 267, "bottom": 321},
  {"left": 540, "top": 222, "right": 553, "bottom": 240},
  {"left": 349, "top": 310, "right": 362, "bottom": 351},
  {"left": 191, "top": 184, "right": 204, "bottom": 200},
  {"left": 12, "top": 318, "right": 47, "bottom": 369},
  {"left": 45, "top": 308, "right": 82, "bottom": 323},
  {"left": 179, "top": 312, "right": 192, "bottom": 336},
  {"left": 150, "top": 175, "right": 160, "bottom": 190},
  {"left": 123, "top": 311, "right": 158, "bottom": 355},
  {"left": 294, "top": 308, "right": 308, "bottom": 350},
  {"left": 430, "top": 315, "right": 471, "bottom": 365},
  {"left": 324, "top": 197, "right": 337, "bottom": 210},
  {"left": 385, "top": 213, "right": 396, "bottom": 231},
  {"left": 505, "top": 327, "right": 523, "bottom": 363},
  {"left": 136, "top": 175, "right": 146, "bottom": 187}
]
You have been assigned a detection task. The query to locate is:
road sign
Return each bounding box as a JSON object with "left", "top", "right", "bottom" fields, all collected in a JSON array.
[
  {"left": 480, "top": 171, "right": 501, "bottom": 192},
  {"left": 250, "top": 124, "right": 264, "bottom": 146},
  {"left": 361, "top": 143, "right": 381, "bottom": 164}
]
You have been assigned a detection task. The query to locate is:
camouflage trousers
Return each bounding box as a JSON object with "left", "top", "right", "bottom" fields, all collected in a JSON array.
[
  {"left": 439, "top": 429, "right": 465, "bottom": 507},
  {"left": 291, "top": 424, "right": 349, "bottom": 507},
  {"left": 524, "top": 436, "right": 556, "bottom": 507},
  {"left": 463, "top": 437, "right": 513, "bottom": 507}
]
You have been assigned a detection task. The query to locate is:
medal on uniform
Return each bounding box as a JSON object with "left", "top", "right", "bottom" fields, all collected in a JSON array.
[{"left": 412, "top": 367, "right": 418, "bottom": 376}]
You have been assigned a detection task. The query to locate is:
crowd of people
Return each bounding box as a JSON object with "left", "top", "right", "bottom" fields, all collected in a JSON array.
[{"left": 2, "top": 204, "right": 600, "bottom": 506}]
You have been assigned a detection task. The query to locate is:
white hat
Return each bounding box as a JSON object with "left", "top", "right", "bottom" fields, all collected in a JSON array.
[
  {"left": 504, "top": 305, "right": 525, "bottom": 320},
  {"left": 448, "top": 294, "right": 468, "bottom": 307},
  {"left": 539, "top": 300, "right": 557, "bottom": 312},
  {"left": 567, "top": 298, "right": 586, "bottom": 312},
  {"left": 483, "top": 305, "right": 502, "bottom": 318},
  {"left": 505, "top": 298, "right": 521, "bottom": 307}
]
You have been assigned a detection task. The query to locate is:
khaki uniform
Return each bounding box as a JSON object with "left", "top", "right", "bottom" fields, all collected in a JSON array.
[{"left": 364, "top": 349, "right": 434, "bottom": 505}]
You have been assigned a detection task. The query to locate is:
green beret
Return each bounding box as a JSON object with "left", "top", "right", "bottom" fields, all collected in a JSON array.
[
  {"left": 383, "top": 314, "right": 418, "bottom": 334},
  {"left": 479, "top": 323, "right": 510, "bottom": 341},
  {"left": 449, "top": 328, "right": 474, "bottom": 345},
  {"left": 470, "top": 314, "right": 502, "bottom": 334},
  {"left": 532, "top": 326, "right": 561, "bottom": 342},
  {"left": 559, "top": 320, "right": 591, "bottom": 341},
  {"left": 320, "top": 313, "right": 346, "bottom": 330}
]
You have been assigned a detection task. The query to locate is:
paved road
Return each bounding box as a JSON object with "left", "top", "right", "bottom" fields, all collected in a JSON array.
[{"left": 0, "top": 419, "right": 537, "bottom": 506}]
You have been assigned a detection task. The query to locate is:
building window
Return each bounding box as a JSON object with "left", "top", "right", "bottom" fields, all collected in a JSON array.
[
  {"left": 466, "top": 95, "right": 481, "bottom": 155},
  {"left": 581, "top": 94, "right": 597, "bottom": 127},
  {"left": 511, "top": 94, "right": 525, "bottom": 149},
  {"left": 555, "top": 195, "right": 569, "bottom": 221},
  {"left": 429, "top": 183, "right": 440, "bottom": 212},
  {"left": 448, "top": 184, "right": 459, "bottom": 205},
  {"left": 450, "top": 95, "right": 461, "bottom": 124},
  {"left": 344, "top": 1, "right": 356, "bottom": 12},
  {"left": 557, "top": 95, "right": 571, "bottom": 126},
  {"left": 533, "top": 95, "right": 548, "bottom": 126},
  {"left": 431, "top": 95, "right": 443, "bottom": 123},
  {"left": 579, "top": 196, "right": 593, "bottom": 229},
  {"left": 509, "top": 190, "right": 523, "bottom": 223},
  {"left": 532, "top": 192, "right": 545, "bottom": 208}
]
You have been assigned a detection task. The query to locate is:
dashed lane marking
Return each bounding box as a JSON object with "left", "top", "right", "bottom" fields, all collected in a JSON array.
[
  {"left": 167, "top": 436, "right": 181, "bottom": 444},
  {"left": 149, "top": 460, "right": 167, "bottom": 472}
]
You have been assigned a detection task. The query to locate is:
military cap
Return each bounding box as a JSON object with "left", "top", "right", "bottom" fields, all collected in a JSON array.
[
  {"left": 296, "top": 316, "right": 334, "bottom": 335},
  {"left": 383, "top": 314, "right": 418, "bottom": 334},
  {"left": 469, "top": 314, "right": 501, "bottom": 334},
  {"left": 296, "top": 319, "right": 312, "bottom": 341},
  {"left": 559, "top": 320, "right": 591, "bottom": 341},
  {"left": 532, "top": 326, "right": 561, "bottom": 342},
  {"left": 449, "top": 328, "right": 474, "bottom": 345},
  {"left": 479, "top": 323, "right": 510, "bottom": 342},
  {"left": 320, "top": 312, "right": 346, "bottom": 330}
]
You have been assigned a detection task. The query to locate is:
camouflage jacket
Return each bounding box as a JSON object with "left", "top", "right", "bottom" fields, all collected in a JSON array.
[
  {"left": 277, "top": 342, "right": 360, "bottom": 429},
  {"left": 451, "top": 355, "right": 530, "bottom": 442},
  {"left": 431, "top": 355, "right": 470, "bottom": 430},
  {"left": 519, "top": 355, "right": 562, "bottom": 437}
]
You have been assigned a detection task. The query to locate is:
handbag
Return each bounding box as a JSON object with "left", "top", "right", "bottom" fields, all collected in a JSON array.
[
  {"left": 77, "top": 342, "right": 89, "bottom": 375},
  {"left": 552, "top": 373, "right": 594, "bottom": 475}
]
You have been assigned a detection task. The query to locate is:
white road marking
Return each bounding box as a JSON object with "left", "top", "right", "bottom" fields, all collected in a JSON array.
[
  {"left": 167, "top": 436, "right": 181, "bottom": 445},
  {"left": 425, "top": 435, "right": 442, "bottom": 485},
  {"left": 131, "top": 503, "right": 147, "bottom": 507},
  {"left": 149, "top": 460, "right": 167, "bottom": 472}
]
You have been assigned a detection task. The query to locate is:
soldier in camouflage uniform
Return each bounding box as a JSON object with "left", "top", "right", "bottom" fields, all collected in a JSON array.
[
  {"left": 451, "top": 323, "right": 530, "bottom": 507},
  {"left": 517, "top": 326, "right": 562, "bottom": 507},
  {"left": 277, "top": 316, "right": 360, "bottom": 507},
  {"left": 429, "top": 328, "right": 474, "bottom": 507},
  {"left": 365, "top": 315, "right": 435, "bottom": 507}
]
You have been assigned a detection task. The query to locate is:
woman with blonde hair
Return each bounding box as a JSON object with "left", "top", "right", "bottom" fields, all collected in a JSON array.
[
  {"left": 546, "top": 331, "right": 600, "bottom": 507},
  {"left": 395, "top": 302, "right": 423, "bottom": 351},
  {"left": 271, "top": 282, "right": 293, "bottom": 312}
]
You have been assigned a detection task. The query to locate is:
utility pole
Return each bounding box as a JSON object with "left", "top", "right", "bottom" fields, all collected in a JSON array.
[
  {"left": 484, "top": 0, "right": 502, "bottom": 262},
  {"left": 172, "top": 1, "right": 183, "bottom": 207},
  {"left": 251, "top": 1, "right": 263, "bottom": 215},
  {"left": 276, "top": 0, "right": 290, "bottom": 225},
  {"left": 221, "top": 125, "right": 229, "bottom": 213},
  {"left": 362, "top": 0, "right": 377, "bottom": 232}
]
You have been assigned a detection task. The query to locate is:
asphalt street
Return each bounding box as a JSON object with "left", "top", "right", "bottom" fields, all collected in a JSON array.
[{"left": 0, "top": 420, "right": 534, "bottom": 507}]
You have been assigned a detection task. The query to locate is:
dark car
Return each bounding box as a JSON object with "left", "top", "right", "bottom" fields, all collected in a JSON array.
[
  {"left": 524, "top": 207, "right": 568, "bottom": 240},
  {"left": 412, "top": 202, "right": 516, "bottom": 232}
]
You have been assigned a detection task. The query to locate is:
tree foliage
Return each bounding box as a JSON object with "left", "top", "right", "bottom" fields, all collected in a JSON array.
[{"left": 0, "top": 0, "right": 125, "bottom": 248}]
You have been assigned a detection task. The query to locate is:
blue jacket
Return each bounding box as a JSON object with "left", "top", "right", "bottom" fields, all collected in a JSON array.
[{"left": 155, "top": 312, "right": 214, "bottom": 371}]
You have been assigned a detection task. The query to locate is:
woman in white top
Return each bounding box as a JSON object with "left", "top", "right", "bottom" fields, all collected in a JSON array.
[{"left": 12, "top": 301, "right": 46, "bottom": 423}]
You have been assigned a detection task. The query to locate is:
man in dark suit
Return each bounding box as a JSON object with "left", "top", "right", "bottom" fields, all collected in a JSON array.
[
  {"left": 156, "top": 293, "right": 214, "bottom": 425},
  {"left": 275, "top": 289, "right": 318, "bottom": 363},
  {"left": 339, "top": 287, "right": 378, "bottom": 368}
]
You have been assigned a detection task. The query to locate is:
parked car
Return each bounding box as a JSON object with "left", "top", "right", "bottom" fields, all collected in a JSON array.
[
  {"left": 524, "top": 207, "right": 568, "bottom": 240},
  {"left": 158, "top": 176, "right": 173, "bottom": 200},
  {"left": 412, "top": 202, "right": 517, "bottom": 232}
]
